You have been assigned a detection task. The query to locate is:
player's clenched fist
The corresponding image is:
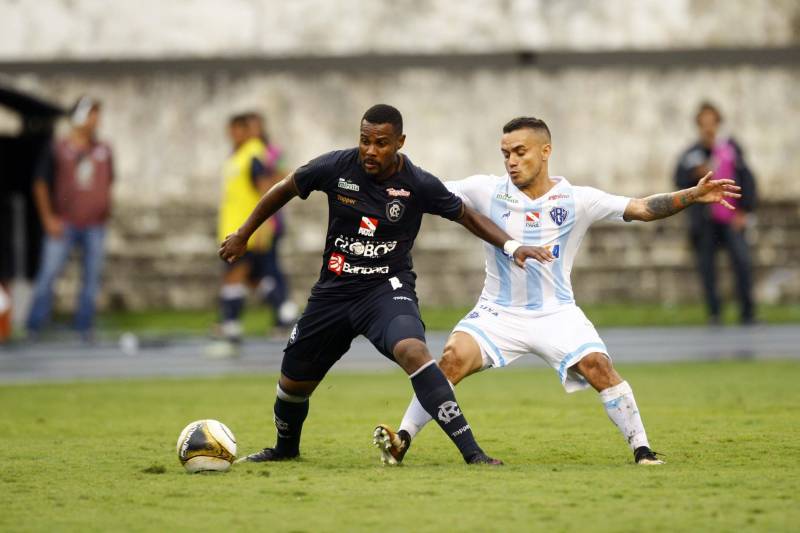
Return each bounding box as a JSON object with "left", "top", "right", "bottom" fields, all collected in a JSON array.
[
  {"left": 513, "top": 245, "right": 554, "bottom": 267},
  {"left": 218, "top": 231, "right": 248, "bottom": 263}
]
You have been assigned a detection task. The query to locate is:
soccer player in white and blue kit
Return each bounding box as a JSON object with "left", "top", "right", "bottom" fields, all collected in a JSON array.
[{"left": 374, "top": 116, "right": 741, "bottom": 465}]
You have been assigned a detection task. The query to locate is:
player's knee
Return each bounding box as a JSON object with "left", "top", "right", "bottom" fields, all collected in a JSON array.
[
  {"left": 575, "top": 352, "right": 621, "bottom": 389},
  {"left": 278, "top": 375, "right": 318, "bottom": 397},
  {"left": 439, "top": 343, "right": 473, "bottom": 384},
  {"left": 393, "top": 338, "right": 432, "bottom": 373}
]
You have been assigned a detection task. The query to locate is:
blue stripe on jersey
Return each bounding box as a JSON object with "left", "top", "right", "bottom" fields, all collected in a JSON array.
[
  {"left": 557, "top": 342, "right": 607, "bottom": 383},
  {"left": 552, "top": 193, "right": 577, "bottom": 304},
  {"left": 489, "top": 182, "right": 512, "bottom": 306},
  {"left": 457, "top": 321, "right": 507, "bottom": 367},
  {"left": 521, "top": 198, "right": 543, "bottom": 310}
]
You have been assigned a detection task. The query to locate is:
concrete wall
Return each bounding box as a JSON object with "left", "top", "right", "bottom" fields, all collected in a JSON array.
[
  {"left": 2, "top": 0, "right": 799, "bottom": 311},
  {"left": 1, "top": 0, "right": 798, "bottom": 58}
]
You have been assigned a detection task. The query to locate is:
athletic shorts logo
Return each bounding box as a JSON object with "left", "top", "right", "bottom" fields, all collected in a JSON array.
[
  {"left": 386, "top": 187, "right": 411, "bottom": 197},
  {"left": 549, "top": 244, "right": 560, "bottom": 258},
  {"left": 337, "top": 178, "right": 360, "bottom": 192},
  {"left": 525, "top": 211, "right": 540, "bottom": 227},
  {"left": 437, "top": 401, "right": 462, "bottom": 424},
  {"left": 328, "top": 252, "right": 345, "bottom": 275},
  {"left": 386, "top": 200, "right": 405, "bottom": 222},
  {"left": 358, "top": 217, "right": 378, "bottom": 236},
  {"left": 466, "top": 311, "right": 479, "bottom": 319},
  {"left": 549, "top": 207, "right": 568, "bottom": 226},
  {"left": 393, "top": 296, "right": 413, "bottom": 302}
]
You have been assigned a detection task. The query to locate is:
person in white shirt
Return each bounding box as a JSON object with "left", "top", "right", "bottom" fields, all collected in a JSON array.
[{"left": 374, "top": 116, "right": 740, "bottom": 466}]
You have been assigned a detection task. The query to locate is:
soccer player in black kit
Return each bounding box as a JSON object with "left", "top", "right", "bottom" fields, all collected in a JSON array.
[{"left": 219, "top": 104, "right": 553, "bottom": 465}]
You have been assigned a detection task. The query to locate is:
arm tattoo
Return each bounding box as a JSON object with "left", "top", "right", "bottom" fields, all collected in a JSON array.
[{"left": 645, "top": 193, "right": 682, "bottom": 220}]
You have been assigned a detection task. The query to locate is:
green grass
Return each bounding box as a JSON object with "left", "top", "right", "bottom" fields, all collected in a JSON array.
[
  {"left": 2, "top": 361, "right": 799, "bottom": 532},
  {"left": 86, "top": 303, "right": 800, "bottom": 338}
]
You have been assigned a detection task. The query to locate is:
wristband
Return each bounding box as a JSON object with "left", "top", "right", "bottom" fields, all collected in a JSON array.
[{"left": 503, "top": 239, "right": 522, "bottom": 258}]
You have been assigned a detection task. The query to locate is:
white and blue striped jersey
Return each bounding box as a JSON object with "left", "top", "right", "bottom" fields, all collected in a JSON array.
[{"left": 447, "top": 174, "right": 631, "bottom": 311}]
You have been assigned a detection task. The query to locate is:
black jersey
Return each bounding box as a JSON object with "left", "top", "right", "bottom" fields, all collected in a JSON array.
[{"left": 293, "top": 148, "right": 463, "bottom": 293}]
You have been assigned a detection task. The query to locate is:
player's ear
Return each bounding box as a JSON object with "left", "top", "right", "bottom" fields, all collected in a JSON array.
[
  {"left": 396, "top": 134, "right": 406, "bottom": 150},
  {"left": 541, "top": 143, "right": 551, "bottom": 161}
]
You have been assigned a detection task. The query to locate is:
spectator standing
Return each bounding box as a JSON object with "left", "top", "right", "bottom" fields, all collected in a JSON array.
[
  {"left": 26, "top": 96, "right": 114, "bottom": 341},
  {"left": 675, "top": 102, "right": 757, "bottom": 325}
]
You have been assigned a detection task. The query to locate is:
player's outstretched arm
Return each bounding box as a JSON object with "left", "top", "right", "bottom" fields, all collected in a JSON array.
[
  {"left": 623, "top": 171, "right": 741, "bottom": 222},
  {"left": 218, "top": 173, "right": 300, "bottom": 263},
  {"left": 456, "top": 205, "right": 553, "bottom": 267}
]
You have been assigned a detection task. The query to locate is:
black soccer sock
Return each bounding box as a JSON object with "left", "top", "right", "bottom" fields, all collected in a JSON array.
[
  {"left": 273, "top": 387, "right": 309, "bottom": 457},
  {"left": 409, "top": 361, "right": 482, "bottom": 460}
]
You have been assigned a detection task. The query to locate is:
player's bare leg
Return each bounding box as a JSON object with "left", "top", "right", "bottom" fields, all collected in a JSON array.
[
  {"left": 573, "top": 353, "right": 663, "bottom": 465},
  {"left": 376, "top": 332, "right": 485, "bottom": 464},
  {"left": 375, "top": 337, "right": 501, "bottom": 465},
  {"left": 237, "top": 375, "right": 318, "bottom": 463}
]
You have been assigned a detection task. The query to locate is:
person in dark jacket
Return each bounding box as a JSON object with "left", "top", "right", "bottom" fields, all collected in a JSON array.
[{"left": 675, "top": 102, "right": 757, "bottom": 324}]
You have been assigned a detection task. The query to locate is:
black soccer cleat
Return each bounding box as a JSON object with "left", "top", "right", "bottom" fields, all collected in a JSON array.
[
  {"left": 373, "top": 424, "right": 412, "bottom": 465},
  {"left": 235, "top": 447, "right": 298, "bottom": 464},
  {"left": 465, "top": 452, "right": 504, "bottom": 466},
  {"left": 634, "top": 446, "right": 665, "bottom": 465}
]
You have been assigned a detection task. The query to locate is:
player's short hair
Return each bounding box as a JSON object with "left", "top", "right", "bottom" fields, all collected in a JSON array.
[
  {"left": 502, "top": 116, "right": 551, "bottom": 141},
  {"left": 696, "top": 101, "right": 723, "bottom": 124},
  {"left": 229, "top": 113, "right": 250, "bottom": 128},
  {"left": 362, "top": 104, "right": 403, "bottom": 135}
]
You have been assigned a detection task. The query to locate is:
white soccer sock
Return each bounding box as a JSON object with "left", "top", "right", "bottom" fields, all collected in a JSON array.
[
  {"left": 599, "top": 381, "right": 650, "bottom": 450},
  {"left": 399, "top": 380, "right": 454, "bottom": 440}
]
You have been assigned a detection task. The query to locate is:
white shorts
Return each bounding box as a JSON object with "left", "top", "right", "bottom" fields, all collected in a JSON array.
[{"left": 452, "top": 301, "right": 609, "bottom": 393}]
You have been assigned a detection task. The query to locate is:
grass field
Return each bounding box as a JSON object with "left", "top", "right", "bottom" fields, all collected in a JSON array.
[
  {"left": 85, "top": 302, "right": 800, "bottom": 338},
  {"left": 3, "top": 361, "right": 799, "bottom": 532}
]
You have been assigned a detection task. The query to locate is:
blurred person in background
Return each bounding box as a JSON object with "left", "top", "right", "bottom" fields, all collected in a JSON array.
[
  {"left": 675, "top": 102, "right": 758, "bottom": 325},
  {"left": 209, "top": 113, "right": 274, "bottom": 357},
  {"left": 26, "top": 96, "right": 114, "bottom": 342},
  {"left": 245, "top": 112, "right": 298, "bottom": 335}
]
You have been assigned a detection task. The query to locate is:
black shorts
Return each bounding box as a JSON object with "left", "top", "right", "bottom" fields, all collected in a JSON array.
[
  {"left": 224, "top": 251, "right": 268, "bottom": 282},
  {"left": 281, "top": 273, "right": 426, "bottom": 382}
]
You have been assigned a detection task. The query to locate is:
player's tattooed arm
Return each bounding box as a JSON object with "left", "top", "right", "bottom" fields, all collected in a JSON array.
[
  {"left": 218, "top": 173, "right": 299, "bottom": 263},
  {"left": 623, "top": 171, "right": 741, "bottom": 222}
]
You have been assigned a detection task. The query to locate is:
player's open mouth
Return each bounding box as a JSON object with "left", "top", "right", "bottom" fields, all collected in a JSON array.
[{"left": 364, "top": 160, "right": 378, "bottom": 169}]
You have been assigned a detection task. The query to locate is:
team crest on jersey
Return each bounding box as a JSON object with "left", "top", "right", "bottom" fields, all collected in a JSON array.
[
  {"left": 358, "top": 217, "right": 378, "bottom": 236},
  {"left": 525, "top": 211, "right": 540, "bottom": 227},
  {"left": 386, "top": 199, "right": 405, "bottom": 222},
  {"left": 549, "top": 207, "right": 568, "bottom": 226}
]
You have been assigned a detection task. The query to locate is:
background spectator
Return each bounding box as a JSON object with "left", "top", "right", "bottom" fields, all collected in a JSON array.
[
  {"left": 675, "top": 101, "right": 758, "bottom": 325},
  {"left": 26, "top": 96, "right": 114, "bottom": 341}
]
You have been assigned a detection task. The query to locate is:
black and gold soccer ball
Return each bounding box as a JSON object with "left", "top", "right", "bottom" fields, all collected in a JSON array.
[{"left": 176, "top": 419, "right": 237, "bottom": 473}]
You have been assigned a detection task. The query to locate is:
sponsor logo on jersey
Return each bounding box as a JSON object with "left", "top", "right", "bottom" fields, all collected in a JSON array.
[
  {"left": 437, "top": 401, "right": 462, "bottom": 424},
  {"left": 496, "top": 193, "right": 518, "bottom": 204},
  {"left": 334, "top": 235, "right": 398, "bottom": 258},
  {"left": 328, "top": 252, "right": 389, "bottom": 276},
  {"left": 393, "top": 296, "right": 413, "bottom": 302},
  {"left": 549, "top": 207, "right": 568, "bottom": 226},
  {"left": 525, "top": 211, "right": 540, "bottom": 227},
  {"left": 548, "top": 193, "right": 570, "bottom": 201},
  {"left": 358, "top": 216, "right": 378, "bottom": 236},
  {"left": 501, "top": 211, "right": 511, "bottom": 219},
  {"left": 386, "top": 187, "right": 411, "bottom": 197},
  {"left": 288, "top": 323, "right": 299, "bottom": 344},
  {"left": 328, "top": 252, "right": 345, "bottom": 275},
  {"left": 386, "top": 199, "right": 405, "bottom": 222},
  {"left": 337, "top": 178, "right": 360, "bottom": 191},
  {"left": 336, "top": 194, "right": 357, "bottom": 206}
]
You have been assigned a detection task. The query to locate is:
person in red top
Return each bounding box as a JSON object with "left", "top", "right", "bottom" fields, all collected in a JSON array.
[{"left": 26, "top": 96, "right": 114, "bottom": 340}]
